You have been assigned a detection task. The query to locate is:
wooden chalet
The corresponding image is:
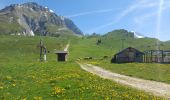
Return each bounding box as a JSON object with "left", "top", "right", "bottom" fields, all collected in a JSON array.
[{"left": 111, "top": 47, "right": 144, "bottom": 63}]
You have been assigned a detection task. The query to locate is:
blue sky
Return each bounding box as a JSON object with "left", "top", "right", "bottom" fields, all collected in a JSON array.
[{"left": 0, "top": 0, "right": 170, "bottom": 41}]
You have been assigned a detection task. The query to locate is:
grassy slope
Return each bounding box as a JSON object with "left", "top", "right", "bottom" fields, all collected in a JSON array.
[
  {"left": 101, "top": 30, "right": 170, "bottom": 51},
  {"left": 88, "top": 60, "right": 170, "bottom": 84},
  {"left": 69, "top": 37, "right": 113, "bottom": 60},
  {"left": 0, "top": 36, "right": 163, "bottom": 99},
  {"left": 70, "top": 35, "right": 170, "bottom": 60},
  {"left": 0, "top": 35, "right": 67, "bottom": 63},
  {"left": 69, "top": 35, "right": 170, "bottom": 84}
]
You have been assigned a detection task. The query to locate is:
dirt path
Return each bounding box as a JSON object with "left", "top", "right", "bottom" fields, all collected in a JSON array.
[
  {"left": 78, "top": 63, "right": 170, "bottom": 99},
  {"left": 64, "top": 43, "right": 70, "bottom": 51}
]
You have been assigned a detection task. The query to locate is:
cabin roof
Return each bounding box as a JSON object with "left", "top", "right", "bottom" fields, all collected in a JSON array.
[
  {"left": 115, "top": 47, "right": 144, "bottom": 56},
  {"left": 54, "top": 51, "right": 68, "bottom": 54}
]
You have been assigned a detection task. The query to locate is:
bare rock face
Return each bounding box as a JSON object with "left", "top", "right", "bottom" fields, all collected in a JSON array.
[{"left": 0, "top": 2, "right": 83, "bottom": 36}]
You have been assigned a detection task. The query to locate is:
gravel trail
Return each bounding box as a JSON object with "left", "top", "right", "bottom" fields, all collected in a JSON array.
[{"left": 79, "top": 63, "right": 170, "bottom": 99}]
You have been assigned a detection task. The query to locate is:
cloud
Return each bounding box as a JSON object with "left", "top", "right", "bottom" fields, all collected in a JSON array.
[
  {"left": 134, "top": 12, "right": 157, "bottom": 24},
  {"left": 114, "top": 0, "right": 160, "bottom": 22},
  {"left": 164, "top": 0, "right": 170, "bottom": 9},
  {"left": 88, "top": 0, "right": 145, "bottom": 33},
  {"left": 67, "top": 9, "right": 114, "bottom": 18},
  {"left": 139, "top": 2, "right": 158, "bottom": 9},
  {"left": 88, "top": 0, "right": 166, "bottom": 33},
  {"left": 87, "top": 22, "right": 115, "bottom": 33},
  {"left": 134, "top": 0, "right": 170, "bottom": 25}
]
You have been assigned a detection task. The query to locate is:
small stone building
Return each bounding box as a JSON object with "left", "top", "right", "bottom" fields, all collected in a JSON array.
[
  {"left": 111, "top": 47, "right": 144, "bottom": 63},
  {"left": 55, "top": 51, "right": 68, "bottom": 61}
]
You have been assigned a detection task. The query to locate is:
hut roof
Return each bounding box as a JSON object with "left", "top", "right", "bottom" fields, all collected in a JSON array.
[
  {"left": 115, "top": 47, "right": 144, "bottom": 56},
  {"left": 54, "top": 51, "right": 68, "bottom": 54}
]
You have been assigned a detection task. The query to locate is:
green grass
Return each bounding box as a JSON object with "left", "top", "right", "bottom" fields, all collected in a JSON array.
[
  {"left": 0, "top": 35, "right": 68, "bottom": 63},
  {"left": 69, "top": 34, "right": 170, "bottom": 85},
  {"left": 69, "top": 32, "right": 170, "bottom": 63},
  {"left": 0, "top": 62, "right": 163, "bottom": 100},
  {"left": 69, "top": 37, "right": 114, "bottom": 61},
  {"left": 0, "top": 35, "right": 164, "bottom": 99},
  {"left": 87, "top": 59, "right": 170, "bottom": 84}
]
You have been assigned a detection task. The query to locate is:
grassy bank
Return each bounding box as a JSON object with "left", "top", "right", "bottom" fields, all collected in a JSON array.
[{"left": 87, "top": 59, "right": 170, "bottom": 84}]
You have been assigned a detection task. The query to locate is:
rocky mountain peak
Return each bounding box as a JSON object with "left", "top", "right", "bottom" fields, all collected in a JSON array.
[{"left": 0, "top": 2, "right": 83, "bottom": 36}]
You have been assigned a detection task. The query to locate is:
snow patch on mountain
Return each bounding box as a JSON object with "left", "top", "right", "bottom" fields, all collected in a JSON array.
[
  {"left": 60, "top": 16, "right": 65, "bottom": 21},
  {"left": 131, "top": 31, "right": 145, "bottom": 38},
  {"left": 30, "top": 30, "right": 35, "bottom": 36},
  {"left": 49, "top": 9, "right": 54, "bottom": 13}
]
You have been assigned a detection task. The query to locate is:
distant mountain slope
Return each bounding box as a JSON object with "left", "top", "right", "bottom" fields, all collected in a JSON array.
[
  {"left": 87, "top": 29, "right": 170, "bottom": 52},
  {"left": 103, "top": 29, "right": 135, "bottom": 39},
  {"left": 0, "top": 2, "right": 83, "bottom": 36}
]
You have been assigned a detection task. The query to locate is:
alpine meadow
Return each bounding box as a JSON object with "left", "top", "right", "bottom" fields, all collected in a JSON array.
[{"left": 0, "top": 1, "right": 170, "bottom": 100}]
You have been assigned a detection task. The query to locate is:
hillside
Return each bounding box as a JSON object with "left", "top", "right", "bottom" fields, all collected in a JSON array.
[
  {"left": 0, "top": 35, "right": 164, "bottom": 99},
  {"left": 1, "top": 29, "right": 169, "bottom": 62},
  {"left": 0, "top": 2, "right": 83, "bottom": 36},
  {"left": 0, "top": 0, "right": 170, "bottom": 99},
  {"left": 0, "top": 35, "right": 70, "bottom": 63},
  {"left": 69, "top": 29, "right": 170, "bottom": 61}
]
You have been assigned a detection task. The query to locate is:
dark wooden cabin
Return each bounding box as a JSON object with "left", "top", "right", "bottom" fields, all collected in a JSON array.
[
  {"left": 111, "top": 47, "right": 144, "bottom": 63},
  {"left": 55, "top": 51, "right": 68, "bottom": 61}
]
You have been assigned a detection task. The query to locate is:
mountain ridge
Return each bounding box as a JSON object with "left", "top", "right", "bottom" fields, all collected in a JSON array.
[{"left": 0, "top": 2, "right": 83, "bottom": 36}]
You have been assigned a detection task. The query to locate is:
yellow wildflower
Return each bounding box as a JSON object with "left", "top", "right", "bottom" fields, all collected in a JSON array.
[{"left": 34, "top": 96, "right": 42, "bottom": 100}]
